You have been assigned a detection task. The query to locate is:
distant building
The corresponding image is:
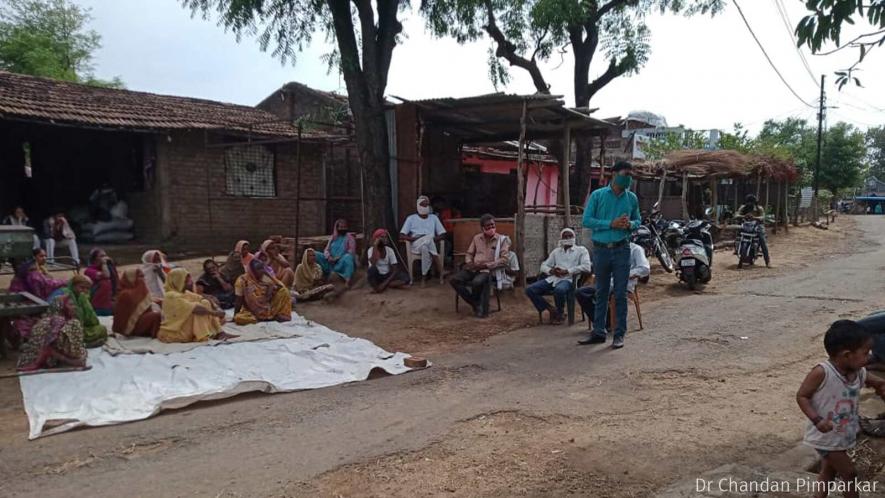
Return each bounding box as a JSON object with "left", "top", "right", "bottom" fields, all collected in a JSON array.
[{"left": 862, "top": 176, "right": 885, "bottom": 196}]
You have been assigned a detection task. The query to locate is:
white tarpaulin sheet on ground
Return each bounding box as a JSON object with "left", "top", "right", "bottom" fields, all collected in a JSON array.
[{"left": 20, "top": 314, "right": 417, "bottom": 439}]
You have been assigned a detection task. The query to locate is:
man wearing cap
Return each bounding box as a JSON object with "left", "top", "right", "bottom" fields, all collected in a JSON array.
[
  {"left": 525, "top": 228, "right": 592, "bottom": 325},
  {"left": 579, "top": 160, "right": 640, "bottom": 349}
]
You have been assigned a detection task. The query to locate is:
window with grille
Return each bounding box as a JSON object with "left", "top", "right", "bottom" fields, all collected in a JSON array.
[{"left": 224, "top": 144, "right": 276, "bottom": 197}]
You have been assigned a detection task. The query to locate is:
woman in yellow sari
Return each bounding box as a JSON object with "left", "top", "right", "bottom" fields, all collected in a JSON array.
[
  {"left": 293, "top": 248, "right": 335, "bottom": 301},
  {"left": 234, "top": 259, "right": 292, "bottom": 326},
  {"left": 157, "top": 268, "right": 226, "bottom": 343}
]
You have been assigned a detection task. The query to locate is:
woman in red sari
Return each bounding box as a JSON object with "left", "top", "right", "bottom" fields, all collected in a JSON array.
[
  {"left": 83, "top": 248, "right": 118, "bottom": 316},
  {"left": 112, "top": 268, "right": 162, "bottom": 338}
]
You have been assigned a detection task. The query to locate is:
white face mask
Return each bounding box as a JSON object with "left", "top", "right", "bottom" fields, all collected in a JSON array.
[
  {"left": 559, "top": 238, "right": 575, "bottom": 248},
  {"left": 417, "top": 205, "right": 431, "bottom": 216}
]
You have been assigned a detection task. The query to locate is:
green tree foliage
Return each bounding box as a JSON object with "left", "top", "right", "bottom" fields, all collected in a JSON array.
[
  {"left": 183, "top": 0, "right": 408, "bottom": 232},
  {"left": 796, "top": 0, "right": 885, "bottom": 88},
  {"left": 717, "top": 119, "right": 866, "bottom": 194},
  {"left": 818, "top": 122, "right": 867, "bottom": 193},
  {"left": 644, "top": 129, "right": 708, "bottom": 160},
  {"left": 866, "top": 126, "right": 885, "bottom": 180},
  {"left": 421, "top": 0, "right": 722, "bottom": 105},
  {"left": 0, "top": 0, "right": 122, "bottom": 87}
]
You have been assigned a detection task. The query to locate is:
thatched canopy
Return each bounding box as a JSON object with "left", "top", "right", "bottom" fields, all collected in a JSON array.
[{"left": 634, "top": 149, "right": 799, "bottom": 182}]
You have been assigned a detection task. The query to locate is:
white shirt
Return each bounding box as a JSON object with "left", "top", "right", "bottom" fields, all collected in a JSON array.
[
  {"left": 400, "top": 213, "right": 446, "bottom": 238},
  {"left": 626, "top": 242, "right": 651, "bottom": 293},
  {"left": 367, "top": 246, "right": 398, "bottom": 275},
  {"left": 540, "top": 244, "right": 592, "bottom": 285}
]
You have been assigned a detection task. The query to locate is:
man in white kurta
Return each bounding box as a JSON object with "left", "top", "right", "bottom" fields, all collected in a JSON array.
[
  {"left": 399, "top": 195, "right": 446, "bottom": 281},
  {"left": 525, "top": 228, "right": 592, "bottom": 324}
]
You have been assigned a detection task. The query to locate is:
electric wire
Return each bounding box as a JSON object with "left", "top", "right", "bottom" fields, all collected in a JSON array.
[{"left": 731, "top": 0, "right": 815, "bottom": 108}]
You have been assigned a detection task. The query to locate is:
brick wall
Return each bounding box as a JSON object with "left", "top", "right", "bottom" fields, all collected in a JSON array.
[{"left": 151, "top": 131, "right": 331, "bottom": 251}]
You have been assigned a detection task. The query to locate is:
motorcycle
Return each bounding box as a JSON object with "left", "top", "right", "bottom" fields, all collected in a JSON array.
[
  {"left": 676, "top": 219, "right": 714, "bottom": 290},
  {"left": 634, "top": 203, "right": 675, "bottom": 273},
  {"left": 735, "top": 217, "right": 762, "bottom": 269}
]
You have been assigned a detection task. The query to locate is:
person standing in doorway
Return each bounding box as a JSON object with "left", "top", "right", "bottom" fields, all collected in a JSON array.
[{"left": 579, "top": 161, "right": 640, "bottom": 349}]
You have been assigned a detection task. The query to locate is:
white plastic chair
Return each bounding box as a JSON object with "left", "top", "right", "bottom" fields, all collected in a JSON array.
[{"left": 405, "top": 239, "right": 446, "bottom": 284}]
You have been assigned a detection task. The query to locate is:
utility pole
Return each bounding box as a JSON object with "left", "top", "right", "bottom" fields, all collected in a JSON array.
[
  {"left": 813, "top": 74, "right": 825, "bottom": 197},
  {"left": 813, "top": 74, "right": 825, "bottom": 219}
]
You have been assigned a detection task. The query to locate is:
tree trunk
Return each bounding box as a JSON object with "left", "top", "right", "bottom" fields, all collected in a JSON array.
[
  {"left": 348, "top": 101, "right": 394, "bottom": 235},
  {"left": 572, "top": 85, "right": 593, "bottom": 207},
  {"left": 327, "top": 0, "right": 399, "bottom": 237}
]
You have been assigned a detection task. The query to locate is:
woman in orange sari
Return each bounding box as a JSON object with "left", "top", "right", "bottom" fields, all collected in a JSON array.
[
  {"left": 234, "top": 259, "right": 292, "bottom": 326},
  {"left": 158, "top": 268, "right": 225, "bottom": 343},
  {"left": 113, "top": 268, "right": 162, "bottom": 338}
]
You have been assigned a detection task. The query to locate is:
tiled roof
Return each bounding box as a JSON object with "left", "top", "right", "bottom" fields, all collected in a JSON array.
[{"left": 0, "top": 71, "right": 301, "bottom": 137}]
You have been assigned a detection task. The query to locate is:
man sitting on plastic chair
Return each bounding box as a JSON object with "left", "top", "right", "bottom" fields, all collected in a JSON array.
[
  {"left": 451, "top": 214, "right": 509, "bottom": 318},
  {"left": 575, "top": 239, "right": 650, "bottom": 328},
  {"left": 399, "top": 195, "right": 446, "bottom": 285},
  {"left": 526, "top": 228, "right": 592, "bottom": 325}
]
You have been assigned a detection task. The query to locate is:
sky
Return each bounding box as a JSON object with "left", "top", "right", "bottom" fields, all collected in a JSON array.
[{"left": 77, "top": 0, "right": 885, "bottom": 134}]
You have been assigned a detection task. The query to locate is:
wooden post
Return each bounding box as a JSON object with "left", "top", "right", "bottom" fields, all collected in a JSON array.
[
  {"left": 681, "top": 172, "right": 689, "bottom": 219},
  {"left": 294, "top": 124, "right": 303, "bottom": 255},
  {"left": 772, "top": 181, "right": 780, "bottom": 234},
  {"left": 516, "top": 100, "right": 528, "bottom": 289},
  {"left": 656, "top": 166, "right": 667, "bottom": 207},
  {"left": 755, "top": 171, "right": 762, "bottom": 198},
  {"left": 710, "top": 177, "right": 718, "bottom": 222},
  {"left": 785, "top": 182, "right": 791, "bottom": 231},
  {"left": 562, "top": 123, "right": 572, "bottom": 228},
  {"left": 733, "top": 180, "right": 740, "bottom": 212}
]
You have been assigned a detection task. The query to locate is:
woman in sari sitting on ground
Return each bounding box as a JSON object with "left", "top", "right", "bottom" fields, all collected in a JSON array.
[
  {"left": 220, "top": 240, "right": 253, "bottom": 284},
  {"left": 141, "top": 249, "right": 169, "bottom": 301},
  {"left": 50, "top": 275, "right": 108, "bottom": 348},
  {"left": 9, "top": 248, "right": 66, "bottom": 300},
  {"left": 17, "top": 294, "right": 87, "bottom": 372},
  {"left": 196, "top": 259, "right": 235, "bottom": 309},
  {"left": 84, "top": 248, "right": 118, "bottom": 316},
  {"left": 258, "top": 240, "right": 296, "bottom": 288},
  {"left": 234, "top": 259, "right": 292, "bottom": 325},
  {"left": 7, "top": 248, "right": 68, "bottom": 344},
  {"left": 158, "top": 268, "right": 226, "bottom": 343},
  {"left": 315, "top": 219, "right": 357, "bottom": 288},
  {"left": 113, "top": 269, "right": 162, "bottom": 338},
  {"left": 293, "top": 248, "right": 335, "bottom": 301}
]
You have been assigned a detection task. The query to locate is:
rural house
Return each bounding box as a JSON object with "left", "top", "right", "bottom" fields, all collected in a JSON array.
[{"left": 0, "top": 71, "right": 354, "bottom": 248}]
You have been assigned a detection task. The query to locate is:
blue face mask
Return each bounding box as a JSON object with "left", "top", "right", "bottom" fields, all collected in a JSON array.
[{"left": 613, "top": 174, "right": 632, "bottom": 189}]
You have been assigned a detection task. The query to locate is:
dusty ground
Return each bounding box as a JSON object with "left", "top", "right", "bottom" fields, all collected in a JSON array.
[{"left": 1, "top": 216, "right": 884, "bottom": 498}]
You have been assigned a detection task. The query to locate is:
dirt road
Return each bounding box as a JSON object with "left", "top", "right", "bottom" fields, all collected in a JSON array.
[{"left": 1, "top": 216, "right": 884, "bottom": 497}]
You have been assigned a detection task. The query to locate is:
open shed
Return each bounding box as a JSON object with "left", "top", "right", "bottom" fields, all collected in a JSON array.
[
  {"left": 633, "top": 149, "right": 800, "bottom": 228},
  {"left": 389, "top": 93, "right": 618, "bottom": 284}
]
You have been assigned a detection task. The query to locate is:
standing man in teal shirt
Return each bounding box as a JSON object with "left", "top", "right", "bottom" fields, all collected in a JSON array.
[{"left": 579, "top": 161, "right": 641, "bottom": 348}]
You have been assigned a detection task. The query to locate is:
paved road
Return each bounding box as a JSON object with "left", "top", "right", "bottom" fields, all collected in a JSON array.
[{"left": 2, "top": 217, "right": 883, "bottom": 497}]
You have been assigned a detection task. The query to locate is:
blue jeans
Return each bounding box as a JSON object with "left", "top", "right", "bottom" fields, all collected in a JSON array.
[
  {"left": 525, "top": 279, "right": 573, "bottom": 314},
  {"left": 592, "top": 244, "right": 630, "bottom": 340}
]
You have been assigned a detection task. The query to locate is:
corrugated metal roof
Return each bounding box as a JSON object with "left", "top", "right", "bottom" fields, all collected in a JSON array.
[
  {"left": 0, "top": 71, "right": 332, "bottom": 138},
  {"left": 393, "top": 92, "right": 615, "bottom": 141}
]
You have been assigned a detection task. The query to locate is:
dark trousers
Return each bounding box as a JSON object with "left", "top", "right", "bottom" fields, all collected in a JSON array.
[
  {"left": 367, "top": 265, "right": 411, "bottom": 288},
  {"left": 525, "top": 279, "right": 572, "bottom": 314},
  {"left": 575, "top": 286, "right": 596, "bottom": 323},
  {"left": 592, "top": 244, "right": 630, "bottom": 340},
  {"left": 451, "top": 269, "right": 490, "bottom": 314}
]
